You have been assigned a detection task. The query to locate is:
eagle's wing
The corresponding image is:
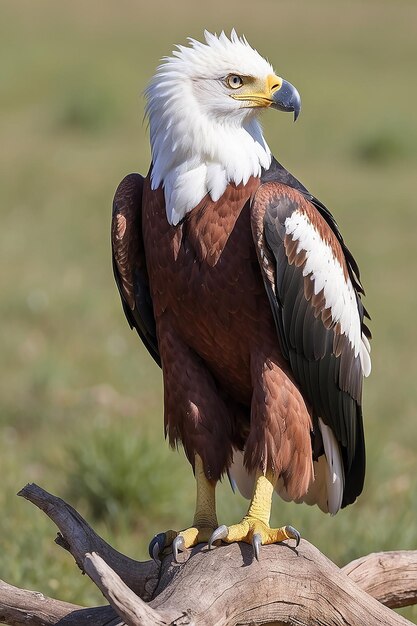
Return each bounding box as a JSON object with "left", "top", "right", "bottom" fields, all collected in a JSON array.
[
  {"left": 251, "top": 181, "right": 371, "bottom": 509},
  {"left": 112, "top": 173, "right": 160, "bottom": 366}
]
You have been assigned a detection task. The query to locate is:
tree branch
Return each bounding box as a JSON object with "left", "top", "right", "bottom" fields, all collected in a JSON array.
[
  {"left": 147, "top": 541, "right": 414, "bottom": 626},
  {"left": 0, "top": 579, "right": 122, "bottom": 626},
  {"left": 17, "top": 484, "right": 158, "bottom": 601},
  {"left": 0, "top": 484, "right": 415, "bottom": 626},
  {"left": 83, "top": 552, "right": 168, "bottom": 626},
  {"left": 342, "top": 550, "right": 417, "bottom": 609}
]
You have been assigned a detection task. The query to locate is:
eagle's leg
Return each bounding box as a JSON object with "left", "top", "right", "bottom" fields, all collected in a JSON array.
[
  {"left": 209, "top": 470, "right": 300, "bottom": 560},
  {"left": 149, "top": 454, "right": 218, "bottom": 562}
]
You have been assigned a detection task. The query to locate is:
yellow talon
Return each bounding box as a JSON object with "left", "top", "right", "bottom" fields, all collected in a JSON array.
[
  {"left": 208, "top": 469, "right": 300, "bottom": 558},
  {"left": 174, "top": 525, "right": 215, "bottom": 547},
  {"left": 149, "top": 454, "right": 218, "bottom": 561},
  {"left": 149, "top": 458, "right": 300, "bottom": 563},
  {"left": 224, "top": 516, "right": 294, "bottom": 544}
]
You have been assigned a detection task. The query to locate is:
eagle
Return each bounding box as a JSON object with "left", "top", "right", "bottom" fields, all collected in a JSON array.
[{"left": 111, "top": 30, "right": 371, "bottom": 561}]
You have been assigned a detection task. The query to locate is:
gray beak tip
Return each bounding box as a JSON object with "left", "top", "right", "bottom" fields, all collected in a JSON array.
[{"left": 272, "top": 79, "right": 301, "bottom": 122}]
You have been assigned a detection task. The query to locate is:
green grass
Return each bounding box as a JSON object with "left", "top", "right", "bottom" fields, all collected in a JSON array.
[{"left": 1, "top": 0, "right": 417, "bottom": 621}]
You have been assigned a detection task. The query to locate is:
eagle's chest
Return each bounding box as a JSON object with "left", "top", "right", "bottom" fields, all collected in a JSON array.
[{"left": 143, "top": 180, "right": 271, "bottom": 392}]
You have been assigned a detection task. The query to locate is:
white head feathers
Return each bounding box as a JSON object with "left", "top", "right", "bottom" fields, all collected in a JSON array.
[{"left": 145, "top": 30, "right": 275, "bottom": 225}]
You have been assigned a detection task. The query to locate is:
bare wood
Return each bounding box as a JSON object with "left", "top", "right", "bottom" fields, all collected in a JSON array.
[
  {"left": 147, "top": 541, "right": 414, "bottom": 626},
  {"left": 83, "top": 552, "right": 168, "bottom": 626},
  {"left": 0, "top": 579, "right": 122, "bottom": 626},
  {"left": 1, "top": 484, "right": 416, "bottom": 626},
  {"left": 0, "top": 579, "right": 80, "bottom": 626},
  {"left": 342, "top": 550, "right": 417, "bottom": 609},
  {"left": 1, "top": 543, "right": 416, "bottom": 626},
  {"left": 17, "top": 484, "right": 158, "bottom": 601}
]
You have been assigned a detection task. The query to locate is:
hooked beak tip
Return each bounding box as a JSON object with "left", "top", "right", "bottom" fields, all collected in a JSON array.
[
  {"left": 293, "top": 106, "right": 300, "bottom": 122},
  {"left": 272, "top": 79, "right": 301, "bottom": 122}
]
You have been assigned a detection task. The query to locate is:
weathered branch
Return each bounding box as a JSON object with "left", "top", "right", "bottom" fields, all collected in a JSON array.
[
  {"left": 0, "top": 484, "right": 415, "bottom": 626},
  {"left": 84, "top": 552, "right": 166, "bottom": 626},
  {"left": 0, "top": 579, "right": 121, "bottom": 626},
  {"left": 342, "top": 550, "right": 417, "bottom": 609},
  {"left": 17, "top": 484, "right": 158, "bottom": 601},
  {"left": 146, "top": 541, "right": 415, "bottom": 626}
]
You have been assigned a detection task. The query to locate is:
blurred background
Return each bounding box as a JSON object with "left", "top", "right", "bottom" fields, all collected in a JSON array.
[{"left": 1, "top": 0, "right": 417, "bottom": 621}]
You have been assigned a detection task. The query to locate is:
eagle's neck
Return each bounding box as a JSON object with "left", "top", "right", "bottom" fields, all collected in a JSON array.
[{"left": 148, "top": 109, "right": 271, "bottom": 226}]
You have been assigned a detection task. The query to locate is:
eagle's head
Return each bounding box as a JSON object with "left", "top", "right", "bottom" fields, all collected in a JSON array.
[{"left": 145, "top": 30, "right": 301, "bottom": 225}]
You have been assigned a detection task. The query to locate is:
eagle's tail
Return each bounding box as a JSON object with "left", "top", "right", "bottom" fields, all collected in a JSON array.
[{"left": 229, "top": 421, "right": 345, "bottom": 515}]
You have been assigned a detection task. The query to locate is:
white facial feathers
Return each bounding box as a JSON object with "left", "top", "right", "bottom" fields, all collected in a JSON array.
[
  {"left": 145, "top": 30, "right": 275, "bottom": 225},
  {"left": 174, "top": 30, "right": 274, "bottom": 81}
]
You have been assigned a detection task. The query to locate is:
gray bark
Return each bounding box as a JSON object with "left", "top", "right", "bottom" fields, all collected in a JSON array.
[{"left": 0, "top": 484, "right": 415, "bottom": 626}]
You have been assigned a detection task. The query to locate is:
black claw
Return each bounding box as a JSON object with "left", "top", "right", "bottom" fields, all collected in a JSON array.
[
  {"left": 148, "top": 532, "right": 166, "bottom": 562},
  {"left": 252, "top": 533, "right": 262, "bottom": 561},
  {"left": 285, "top": 525, "right": 301, "bottom": 547},
  {"left": 173, "top": 535, "right": 185, "bottom": 563},
  {"left": 208, "top": 524, "right": 228, "bottom": 550}
]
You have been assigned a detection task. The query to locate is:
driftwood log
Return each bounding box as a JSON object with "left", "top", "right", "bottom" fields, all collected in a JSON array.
[{"left": 1, "top": 484, "right": 416, "bottom": 626}]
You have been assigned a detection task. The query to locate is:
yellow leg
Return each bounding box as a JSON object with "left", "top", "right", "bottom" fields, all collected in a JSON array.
[
  {"left": 149, "top": 454, "right": 218, "bottom": 561},
  {"left": 193, "top": 453, "right": 218, "bottom": 528},
  {"left": 209, "top": 470, "right": 300, "bottom": 559}
]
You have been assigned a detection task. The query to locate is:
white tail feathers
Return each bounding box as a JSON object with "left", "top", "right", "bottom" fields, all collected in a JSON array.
[
  {"left": 228, "top": 449, "right": 254, "bottom": 499},
  {"left": 229, "top": 421, "right": 345, "bottom": 515},
  {"left": 360, "top": 332, "right": 372, "bottom": 377},
  {"left": 317, "top": 418, "right": 344, "bottom": 514}
]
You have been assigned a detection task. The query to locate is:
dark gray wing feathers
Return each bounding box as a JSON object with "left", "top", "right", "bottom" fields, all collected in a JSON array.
[
  {"left": 112, "top": 173, "right": 160, "bottom": 367},
  {"left": 253, "top": 176, "right": 369, "bottom": 507}
]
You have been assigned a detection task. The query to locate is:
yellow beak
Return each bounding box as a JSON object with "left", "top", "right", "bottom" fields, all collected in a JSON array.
[
  {"left": 231, "top": 74, "right": 283, "bottom": 108},
  {"left": 231, "top": 73, "right": 301, "bottom": 120}
]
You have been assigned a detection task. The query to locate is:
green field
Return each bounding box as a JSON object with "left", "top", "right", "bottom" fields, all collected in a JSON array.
[{"left": 1, "top": 0, "right": 417, "bottom": 621}]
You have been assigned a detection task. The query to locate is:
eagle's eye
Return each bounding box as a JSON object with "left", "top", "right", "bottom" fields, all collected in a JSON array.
[{"left": 226, "top": 74, "right": 244, "bottom": 89}]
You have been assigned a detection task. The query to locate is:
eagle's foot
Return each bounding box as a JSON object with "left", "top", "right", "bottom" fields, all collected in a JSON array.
[
  {"left": 208, "top": 517, "right": 300, "bottom": 560},
  {"left": 149, "top": 525, "right": 216, "bottom": 563},
  {"left": 149, "top": 454, "right": 219, "bottom": 563}
]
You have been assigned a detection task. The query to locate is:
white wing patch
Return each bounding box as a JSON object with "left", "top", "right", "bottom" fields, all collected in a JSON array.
[{"left": 284, "top": 210, "right": 371, "bottom": 376}]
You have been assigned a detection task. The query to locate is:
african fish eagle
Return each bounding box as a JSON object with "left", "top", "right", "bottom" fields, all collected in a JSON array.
[{"left": 111, "top": 30, "right": 371, "bottom": 561}]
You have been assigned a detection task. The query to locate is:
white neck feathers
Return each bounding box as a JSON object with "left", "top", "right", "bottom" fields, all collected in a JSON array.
[
  {"left": 145, "top": 33, "right": 273, "bottom": 225},
  {"left": 147, "top": 98, "right": 271, "bottom": 226}
]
